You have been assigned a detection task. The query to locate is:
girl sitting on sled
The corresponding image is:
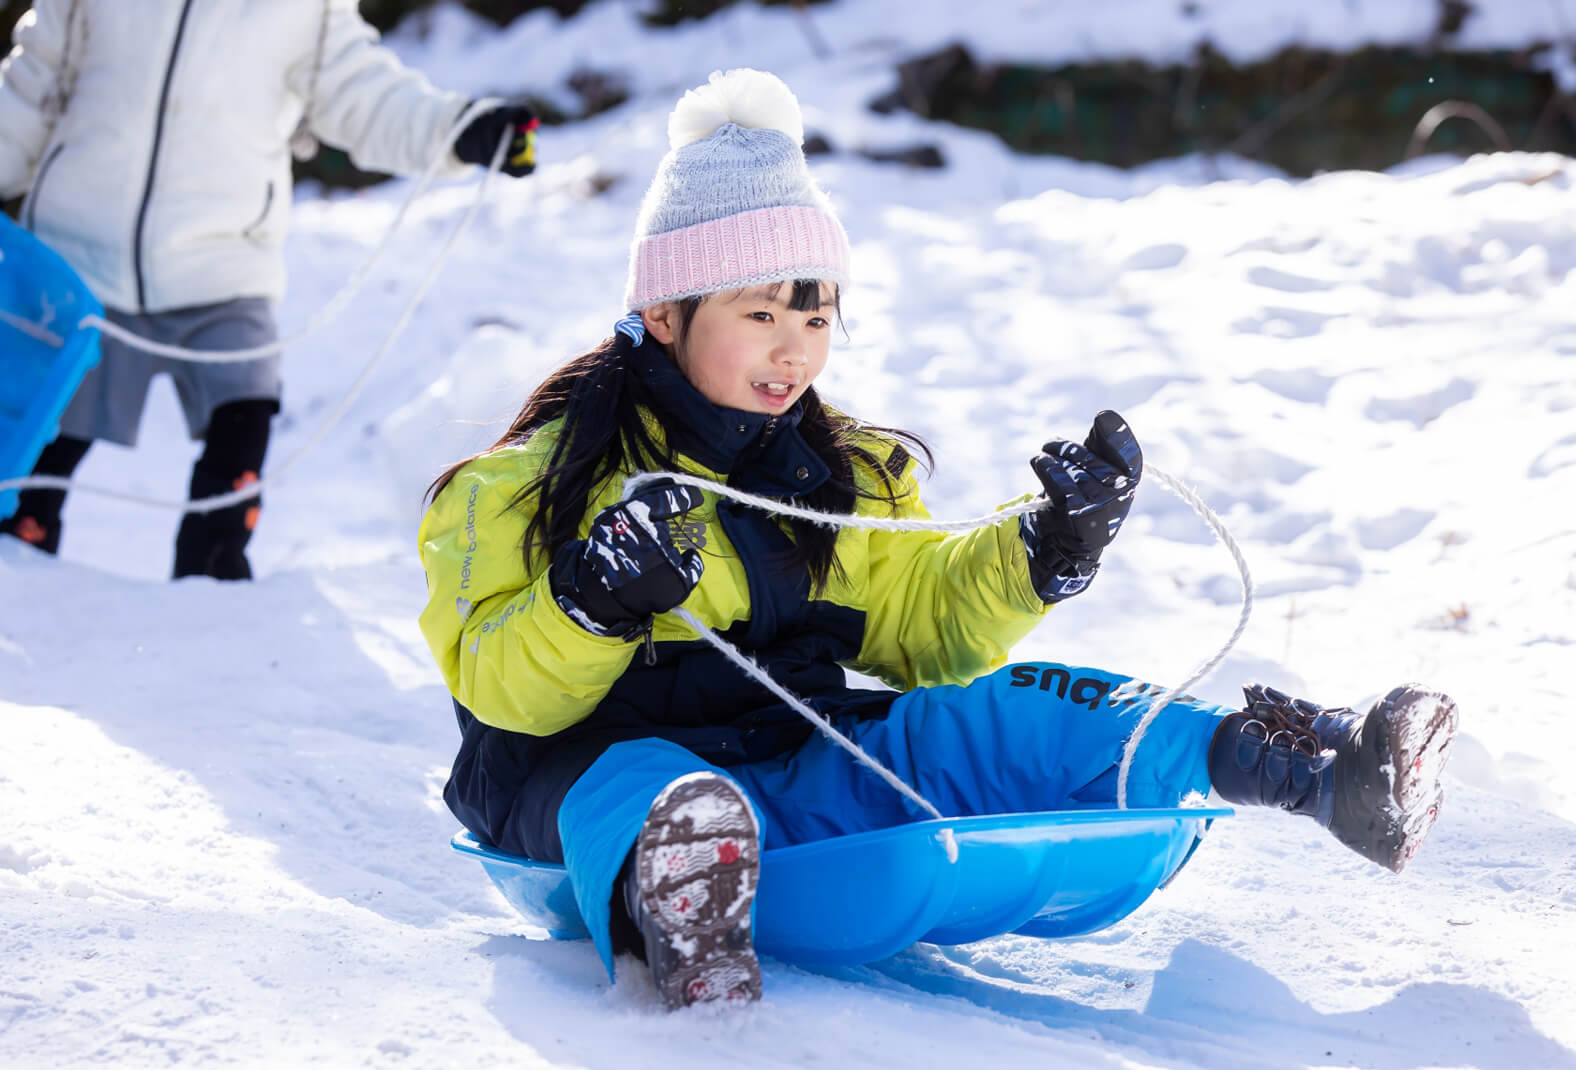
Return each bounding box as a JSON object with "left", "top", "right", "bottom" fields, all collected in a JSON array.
[{"left": 416, "top": 69, "right": 1458, "bottom": 1011}]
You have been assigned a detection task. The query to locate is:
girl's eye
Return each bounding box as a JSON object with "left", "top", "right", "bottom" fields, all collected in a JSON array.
[
  {"left": 807, "top": 317, "right": 829, "bottom": 329},
  {"left": 749, "top": 311, "right": 773, "bottom": 323}
]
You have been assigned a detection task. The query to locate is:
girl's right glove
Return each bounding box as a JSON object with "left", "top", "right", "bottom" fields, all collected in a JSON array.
[
  {"left": 550, "top": 480, "right": 707, "bottom": 639},
  {"left": 1018, "top": 410, "right": 1143, "bottom": 603}
]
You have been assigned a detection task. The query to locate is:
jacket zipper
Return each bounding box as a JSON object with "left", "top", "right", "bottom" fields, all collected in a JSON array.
[
  {"left": 132, "top": 0, "right": 197, "bottom": 312},
  {"left": 242, "top": 181, "right": 275, "bottom": 241},
  {"left": 23, "top": 142, "right": 67, "bottom": 230}
]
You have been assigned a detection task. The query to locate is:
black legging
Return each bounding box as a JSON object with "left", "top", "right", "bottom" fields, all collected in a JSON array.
[
  {"left": 0, "top": 434, "right": 92, "bottom": 554},
  {"left": 173, "top": 398, "right": 275, "bottom": 580},
  {"left": 1, "top": 398, "right": 275, "bottom": 579}
]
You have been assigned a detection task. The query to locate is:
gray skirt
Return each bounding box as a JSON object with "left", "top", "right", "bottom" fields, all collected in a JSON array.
[{"left": 59, "top": 297, "right": 280, "bottom": 446}]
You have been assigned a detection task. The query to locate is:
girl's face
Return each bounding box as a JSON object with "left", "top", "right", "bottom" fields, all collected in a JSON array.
[{"left": 644, "top": 283, "right": 835, "bottom": 414}]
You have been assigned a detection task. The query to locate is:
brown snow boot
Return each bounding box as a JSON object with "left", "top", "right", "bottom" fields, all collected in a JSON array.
[{"left": 1209, "top": 683, "right": 1459, "bottom": 872}]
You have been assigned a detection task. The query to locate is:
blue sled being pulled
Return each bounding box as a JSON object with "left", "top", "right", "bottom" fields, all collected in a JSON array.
[
  {"left": 0, "top": 213, "right": 102, "bottom": 521},
  {"left": 453, "top": 805, "right": 1229, "bottom": 966}
]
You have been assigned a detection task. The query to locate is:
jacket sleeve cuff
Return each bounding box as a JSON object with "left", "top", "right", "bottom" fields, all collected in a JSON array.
[
  {"left": 529, "top": 566, "right": 638, "bottom": 655},
  {"left": 995, "top": 493, "right": 1053, "bottom": 616}
]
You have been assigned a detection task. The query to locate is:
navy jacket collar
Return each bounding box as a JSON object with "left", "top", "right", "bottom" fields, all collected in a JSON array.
[{"left": 626, "top": 331, "right": 830, "bottom": 499}]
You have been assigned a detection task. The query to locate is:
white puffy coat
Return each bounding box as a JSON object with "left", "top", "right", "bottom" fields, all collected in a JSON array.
[{"left": 0, "top": 0, "right": 470, "bottom": 313}]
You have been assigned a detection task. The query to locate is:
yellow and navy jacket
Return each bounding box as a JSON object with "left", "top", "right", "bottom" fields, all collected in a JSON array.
[{"left": 418, "top": 336, "right": 1047, "bottom": 859}]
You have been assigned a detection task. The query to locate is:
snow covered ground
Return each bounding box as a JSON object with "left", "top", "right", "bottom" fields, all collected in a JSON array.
[{"left": 4, "top": 2, "right": 1575, "bottom": 1067}]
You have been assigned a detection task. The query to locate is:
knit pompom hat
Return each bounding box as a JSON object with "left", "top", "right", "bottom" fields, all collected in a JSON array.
[{"left": 623, "top": 69, "right": 850, "bottom": 311}]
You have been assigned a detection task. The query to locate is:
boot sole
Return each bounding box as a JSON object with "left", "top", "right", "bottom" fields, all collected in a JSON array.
[
  {"left": 1368, "top": 685, "right": 1459, "bottom": 872},
  {"left": 635, "top": 773, "right": 762, "bottom": 1009}
]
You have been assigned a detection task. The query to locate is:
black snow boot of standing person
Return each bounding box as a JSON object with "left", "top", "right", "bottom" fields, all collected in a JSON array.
[
  {"left": 1208, "top": 683, "right": 1459, "bottom": 872},
  {"left": 622, "top": 772, "right": 762, "bottom": 1010}
]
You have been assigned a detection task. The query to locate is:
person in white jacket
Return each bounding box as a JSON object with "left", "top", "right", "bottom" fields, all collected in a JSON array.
[{"left": 0, "top": 0, "right": 537, "bottom": 579}]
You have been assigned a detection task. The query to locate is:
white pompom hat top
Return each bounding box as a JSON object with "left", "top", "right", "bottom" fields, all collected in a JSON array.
[
  {"left": 626, "top": 69, "right": 849, "bottom": 311},
  {"left": 667, "top": 68, "right": 806, "bottom": 150}
]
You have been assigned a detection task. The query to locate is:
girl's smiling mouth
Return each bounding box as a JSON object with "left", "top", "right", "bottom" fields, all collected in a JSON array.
[{"left": 752, "top": 380, "right": 797, "bottom": 407}]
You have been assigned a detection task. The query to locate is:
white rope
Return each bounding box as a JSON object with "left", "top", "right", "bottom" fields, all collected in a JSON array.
[
  {"left": 1114, "top": 468, "right": 1255, "bottom": 808},
  {"left": 625, "top": 464, "right": 1254, "bottom": 819},
  {"left": 625, "top": 470, "right": 1052, "bottom": 532},
  {"left": 671, "top": 606, "right": 958, "bottom": 864},
  {"left": 0, "top": 107, "right": 512, "bottom": 515}
]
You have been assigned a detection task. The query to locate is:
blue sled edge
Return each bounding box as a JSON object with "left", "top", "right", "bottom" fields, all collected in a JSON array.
[{"left": 451, "top": 806, "right": 1231, "bottom": 966}]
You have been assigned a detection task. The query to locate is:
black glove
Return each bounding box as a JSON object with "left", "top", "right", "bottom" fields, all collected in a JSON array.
[
  {"left": 453, "top": 103, "right": 539, "bottom": 176},
  {"left": 1018, "top": 410, "right": 1143, "bottom": 603},
  {"left": 550, "top": 481, "right": 706, "bottom": 639}
]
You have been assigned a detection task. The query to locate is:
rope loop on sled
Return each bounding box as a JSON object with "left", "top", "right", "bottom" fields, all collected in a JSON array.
[{"left": 624, "top": 466, "right": 1253, "bottom": 829}]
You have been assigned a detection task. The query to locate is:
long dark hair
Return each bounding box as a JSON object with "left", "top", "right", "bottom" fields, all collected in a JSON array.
[{"left": 427, "top": 281, "right": 932, "bottom": 591}]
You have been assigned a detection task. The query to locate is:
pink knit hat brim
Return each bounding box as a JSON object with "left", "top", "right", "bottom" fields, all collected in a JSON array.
[{"left": 625, "top": 204, "right": 850, "bottom": 310}]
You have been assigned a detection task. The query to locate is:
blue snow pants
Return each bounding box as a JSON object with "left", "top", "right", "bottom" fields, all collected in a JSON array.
[{"left": 559, "top": 662, "right": 1229, "bottom": 976}]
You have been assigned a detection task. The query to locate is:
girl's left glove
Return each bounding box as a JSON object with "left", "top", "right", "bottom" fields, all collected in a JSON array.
[
  {"left": 550, "top": 480, "right": 707, "bottom": 639},
  {"left": 1019, "top": 410, "right": 1142, "bottom": 603},
  {"left": 454, "top": 103, "right": 539, "bottom": 176}
]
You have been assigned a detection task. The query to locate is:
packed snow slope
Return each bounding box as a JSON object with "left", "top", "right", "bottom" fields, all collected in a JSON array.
[{"left": 3, "top": 2, "right": 1575, "bottom": 1067}]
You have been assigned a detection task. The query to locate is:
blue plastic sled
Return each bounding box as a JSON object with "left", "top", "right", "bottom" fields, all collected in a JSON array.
[
  {"left": 0, "top": 213, "right": 102, "bottom": 520},
  {"left": 453, "top": 806, "right": 1230, "bottom": 966}
]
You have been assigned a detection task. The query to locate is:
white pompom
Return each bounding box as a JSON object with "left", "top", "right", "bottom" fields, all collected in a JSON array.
[{"left": 667, "top": 68, "right": 804, "bottom": 150}]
